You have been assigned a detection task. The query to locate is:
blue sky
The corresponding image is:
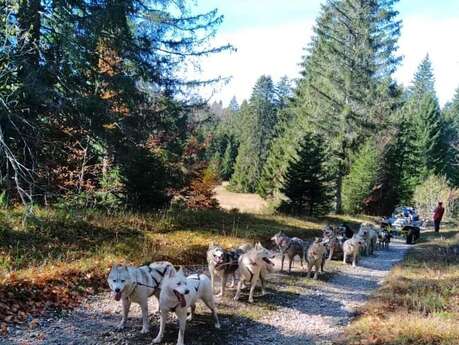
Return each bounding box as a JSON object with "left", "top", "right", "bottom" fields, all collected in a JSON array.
[{"left": 191, "top": 0, "right": 459, "bottom": 106}]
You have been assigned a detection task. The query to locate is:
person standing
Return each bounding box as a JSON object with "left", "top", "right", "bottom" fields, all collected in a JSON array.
[{"left": 433, "top": 202, "right": 445, "bottom": 233}]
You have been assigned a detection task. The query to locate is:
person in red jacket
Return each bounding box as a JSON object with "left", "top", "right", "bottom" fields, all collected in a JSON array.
[{"left": 433, "top": 202, "right": 445, "bottom": 233}]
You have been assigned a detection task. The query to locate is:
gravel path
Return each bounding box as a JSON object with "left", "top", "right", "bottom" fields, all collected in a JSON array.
[{"left": 2, "top": 240, "right": 408, "bottom": 345}]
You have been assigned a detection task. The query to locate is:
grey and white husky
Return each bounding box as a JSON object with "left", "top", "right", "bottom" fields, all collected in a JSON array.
[
  {"left": 234, "top": 242, "right": 275, "bottom": 303},
  {"left": 152, "top": 268, "right": 220, "bottom": 345},
  {"left": 207, "top": 243, "right": 251, "bottom": 297},
  {"left": 107, "top": 261, "right": 175, "bottom": 333},
  {"left": 271, "top": 231, "right": 305, "bottom": 272}
]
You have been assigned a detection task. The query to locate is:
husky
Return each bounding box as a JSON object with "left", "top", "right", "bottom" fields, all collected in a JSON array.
[
  {"left": 234, "top": 242, "right": 275, "bottom": 303},
  {"left": 322, "top": 225, "right": 343, "bottom": 260},
  {"left": 207, "top": 243, "right": 251, "bottom": 297},
  {"left": 377, "top": 228, "right": 391, "bottom": 249},
  {"left": 152, "top": 268, "right": 220, "bottom": 345},
  {"left": 271, "top": 231, "right": 305, "bottom": 272},
  {"left": 358, "top": 223, "right": 378, "bottom": 256},
  {"left": 343, "top": 236, "right": 366, "bottom": 267},
  {"left": 337, "top": 223, "right": 354, "bottom": 239},
  {"left": 306, "top": 238, "right": 327, "bottom": 280},
  {"left": 107, "top": 261, "right": 175, "bottom": 333}
]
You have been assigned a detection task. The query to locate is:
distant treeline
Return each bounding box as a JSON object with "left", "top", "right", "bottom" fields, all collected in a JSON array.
[{"left": 206, "top": 0, "right": 459, "bottom": 216}]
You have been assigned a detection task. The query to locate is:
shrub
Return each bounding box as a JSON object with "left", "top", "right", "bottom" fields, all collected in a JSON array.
[{"left": 413, "top": 175, "right": 459, "bottom": 220}]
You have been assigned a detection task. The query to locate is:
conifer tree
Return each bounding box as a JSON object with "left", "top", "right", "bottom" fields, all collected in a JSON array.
[
  {"left": 281, "top": 133, "right": 333, "bottom": 216},
  {"left": 230, "top": 76, "right": 279, "bottom": 192},
  {"left": 342, "top": 141, "right": 380, "bottom": 214},
  {"left": 292, "top": 0, "right": 402, "bottom": 213},
  {"left": 406, "top": 56, "right": 448, "bottom": 180}
]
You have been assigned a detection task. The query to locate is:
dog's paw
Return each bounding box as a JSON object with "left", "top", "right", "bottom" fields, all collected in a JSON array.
[
  {"left": 140, "top": 327, "right": 150, "bottom": 334},
  {"left": 248, "top": 297, "right": 254, "bottom": 303},
  {"left": 215, "top": 323, "right": 221, "bottom": 329},
  {"left": 152, "top": 336, "right": 162, "bottom": 344}
]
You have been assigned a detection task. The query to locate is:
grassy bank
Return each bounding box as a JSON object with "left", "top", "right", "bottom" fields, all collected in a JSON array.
[
  {"left": 345, "top": 225, "right": 459, "bottom": 345},
  {"left": 0, "top": 206, "right": 370, "bottom": 327}
]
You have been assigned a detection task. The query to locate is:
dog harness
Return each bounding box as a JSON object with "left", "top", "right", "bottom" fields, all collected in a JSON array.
[{"left": 127, "top": 265, "right": 171, "bottom": 300}]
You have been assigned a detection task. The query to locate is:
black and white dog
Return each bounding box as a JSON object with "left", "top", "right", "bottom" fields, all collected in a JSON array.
[{"left": 207, "top": 243, "right": 252, "bottom": 297}]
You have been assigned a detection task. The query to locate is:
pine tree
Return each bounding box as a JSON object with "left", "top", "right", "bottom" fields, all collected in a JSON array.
[
  {"left": 292, "top": 0, "right": 402, "bottom": 213},
  {"left": 342, "top": 141, "right": 380, "bottom": 214},
  {"left": 281, "top": 133, "right": 333, "bottom": 216},
  {"left": 406, "top": 56, "right": 448, "bottom": 180},
  {"left": 443, "top": 86, "right": 459, "bottom": 186},
  {"left": 230, "top": 76, "right": 279, "bottom": 192}
]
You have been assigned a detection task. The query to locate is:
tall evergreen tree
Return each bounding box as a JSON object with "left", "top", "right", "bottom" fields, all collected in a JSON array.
[
  {"left": 342, "top": 141, "right": 380, "bottom": 214},
  {"left": 405, "top": 56, "right": 448, "bottom": 180},
  {"left": 230, "top": 76, "right": 279, "bottom": 192},
  {"left": 443, "top": 86, "right": 459, "bottom": 185},
  {"left": 291, "top": 0, "right": 402, "bottom": 213},
  {"left": 281, "top": 133, "right": 333, "bottom": 216}
]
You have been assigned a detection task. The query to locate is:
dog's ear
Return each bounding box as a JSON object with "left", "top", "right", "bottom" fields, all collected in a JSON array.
[
  {"left": 208, "top": 242, "right": 214, "bottom": 249},
  {"left": 167, "top": 268, "right": 176, "bottom": 279},
  {"left": 177, "top": 266, "right": 185, "bottom": 277},
  {"left": 255, "top": 242, "right": 262, "bottom": 249}
]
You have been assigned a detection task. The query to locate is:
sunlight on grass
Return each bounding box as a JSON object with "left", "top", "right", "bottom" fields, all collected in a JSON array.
[{"left": 346, "top": 226, "right": 459, "bottom": 345}]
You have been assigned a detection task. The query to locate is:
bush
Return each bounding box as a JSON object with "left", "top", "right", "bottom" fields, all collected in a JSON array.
[{"left": 413, "top": 175, "right": 459, "bottom": 220}]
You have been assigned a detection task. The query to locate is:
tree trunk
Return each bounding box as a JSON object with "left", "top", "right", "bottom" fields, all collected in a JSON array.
[{"left": 335, "top": 173, "right": 343, "bottom": 214}]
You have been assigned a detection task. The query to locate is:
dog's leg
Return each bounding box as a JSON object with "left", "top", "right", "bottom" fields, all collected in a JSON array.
[
  {"left": 140, "top": 300, "right": 150, "bottom": 334},
  {"left": 343, "top": 252, "right": 347, "bottom": 264},
  {"left": 202, "top": 295, "right": 221, "bottom": 329},
  {"left": 117, "top": 297, "right": 131, "bottom": 330},
  {"left": 306, "top": 261, "right": 312, "bottom": 278},
  {"left": 229, "top": 272, "right": 236, "bottom": 288},
  {"left": 209, "top": 268, "right": 215, "bottom": 294},
  {"left": 281, "top": 252, "right": 285, "bottom": 272},
  {"left": 313, "top": 262, "right": 319, "bottom": 280},
  {"left": 218, "top": 273, "right": 227, "bottom": 297},
  {"left": 234, "top": 279, "right": 243, "bottom": 301},
  {"left": 152, "top": 309, "right": 167, "bottom": 344},
  {"left": 260, "top": 273, "right": 266, "bottom": 296},
  {"left": 328, "top": 245, "right": 334, "bottom": 261},
  {"left": 187, "top": 304, "right": 196, "bottom": 321},
  {"left": 352, "top": 251, "right": 357, "bottom": 267},
  {"left": 288, "top": 256, "right": 293, "bottom": 273},
  {"left": 248, "top": 271, "right": 260, "bottom": 303},
  {"left": 176, "top": 309, "right": 187, "bottom": 345},
  {"left": 320, "top": 257, "right": 325, "bottom": 273}
]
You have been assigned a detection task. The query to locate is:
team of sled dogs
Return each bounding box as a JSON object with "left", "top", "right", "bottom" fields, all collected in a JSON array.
[{"left": 107, "top": 222, "right": 391, "bottom": 345}]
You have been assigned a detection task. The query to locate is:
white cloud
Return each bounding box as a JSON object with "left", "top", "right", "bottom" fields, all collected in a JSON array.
[{"left": 395, "top": 16, "right": 459, "bottom": 106}]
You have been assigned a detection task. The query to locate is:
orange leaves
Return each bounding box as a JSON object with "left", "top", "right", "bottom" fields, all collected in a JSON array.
[{"left": 0, "top": 268, "right": 107, "bottom": 330}]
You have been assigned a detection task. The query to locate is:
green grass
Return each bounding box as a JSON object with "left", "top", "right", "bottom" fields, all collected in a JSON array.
[{"left": 345, "top": 226, "right": 459, "bottom": 345}]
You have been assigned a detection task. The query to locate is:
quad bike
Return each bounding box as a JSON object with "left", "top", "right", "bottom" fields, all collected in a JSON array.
[{"left": 383, "top": 207, "right": 422, "bottom": 245}]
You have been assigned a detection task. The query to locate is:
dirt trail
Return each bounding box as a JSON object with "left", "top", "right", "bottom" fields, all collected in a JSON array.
[{"left": 3, "top": 240, "right": 408, "bottom": 345}]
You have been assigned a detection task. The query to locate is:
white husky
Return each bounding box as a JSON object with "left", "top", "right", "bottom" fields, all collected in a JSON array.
[
  {"left": 107, "top": 261, "right": 175, "bottom": 333},
  {"left": 153, "top": 268, "right": 220, "bottom": 345},
  {"left": 358, "top": 223, "right": 378, "bottom": 255},
  {"left": 234, "top": 242, "right": 275, "bottom": 303}
]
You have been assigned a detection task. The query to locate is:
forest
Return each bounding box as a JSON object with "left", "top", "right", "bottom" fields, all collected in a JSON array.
[{"left": 1, "top": 0, "right": 458, "bottom": 217}]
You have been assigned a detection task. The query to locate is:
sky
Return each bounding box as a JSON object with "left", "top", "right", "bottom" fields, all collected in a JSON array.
[{"left": 190, "top": 0, "right": 459, "bottom": 107}]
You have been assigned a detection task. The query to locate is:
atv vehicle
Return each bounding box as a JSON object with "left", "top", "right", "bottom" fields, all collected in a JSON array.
[{"left": 383, "top": 207, "right": 422, "bottom": 244}]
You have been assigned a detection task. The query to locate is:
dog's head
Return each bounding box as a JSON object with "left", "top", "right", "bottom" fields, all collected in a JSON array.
[
  {"left": 358, "top": 226, "right": 369, "bottom": 238},
  {"left": 208, "top": 244, "right": 225, "bottom": 265},
  {"left": 323, "top": 225, "right": 336, "bottom": 239},
  {"left": 163, "top": 267, "right": 189, "bottom": 308},
  {"left": 271, "top": 231, "right": 286, "bottom": 246},
  {"left": 107, "top": 265, "right": 132, "bottom": 301},
  {"left": 254, "top": 242, "right": 275, "bottom": 268}
]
